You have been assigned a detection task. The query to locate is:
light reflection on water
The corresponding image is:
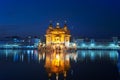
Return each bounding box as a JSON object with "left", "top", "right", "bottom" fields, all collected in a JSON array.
[
  {"left": 0, "top": 50, "right": 118, "bottom": 63},
  {"left": 76, "top": 50, "right": 118, "bottom": 62},
  {"left": 0, "top": 49, "right": 119, "bottom": 80}
]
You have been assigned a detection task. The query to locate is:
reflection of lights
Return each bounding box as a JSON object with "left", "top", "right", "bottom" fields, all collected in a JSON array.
[
  {"left": 56, "top": 54, "right": 60, "bottom": 60},
  {"left": 27, "top": 50, "right": 30, "bottom": 54},
  {"left": 98, "top": 51, "right": 102, "bottom": 58},
  {"left": 27, "top": 50, "right": 30, "bottom": 63},
  {"left": 70, "top": 53, "right": 77, "bottom": 61},
  {"left": 54, "top": 54, "right": 60, "bottom": 67},
  {"left": 60, "top": 45, "right": 63, "bottom": 48},
  {"left": 56, "top": 74, "right": 59, "bottom": 80},
  {"left": 109, "top": 51, "right": 118, "bottom": 59},
  {"left": 56, "top": 44, "right": 59, "bottom": 47},
  {"left": 109, "top": 43, "right": 115, "bottom": 47},
  {"left": 43, "top": 53, "right": 45, "bottom": 60},
  {"left": 31, "top": 50, "right": 33, "bottom": 54},
  {"left": 21, "top": 54, "right": 24, "bottom": 62},
  {"left": 66, "top": 54, "right": 69, "bottom": 60},
  {"left": 81, "top": 51, "right": 85, "bottom": 58},
  {"left": 73, "top": 43, "right": 76, "bottom": 47},
  {"left": 110, "top": 52, "right": 115, "bottom": 59},
  {"left": 90, "top": 51, "right": 95, "bottom": 60},
  {"left": 5, "top": 50, "right": 8, "bottom": 59},
  {"left": 44, "top": 48, "right": 70, "bottom": 78},
  {"left": 34, "top": 52, "right": 38, "bottom": 61},
  {"left": 72, "top": 53, "right": 77, "bottom": 62},
  {"left": 76, "top": 50, "right": 119, "bottom": 61},
  {"left": 14, "top": 53, "right": 18, "bottom": 62},
  {"left": 39, "top": 54, "right": 42, "bottom": 61}
]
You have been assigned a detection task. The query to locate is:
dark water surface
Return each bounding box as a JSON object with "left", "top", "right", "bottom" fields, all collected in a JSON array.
[{"left": 0, "top": 49, "right": 119, "bottom": 80}]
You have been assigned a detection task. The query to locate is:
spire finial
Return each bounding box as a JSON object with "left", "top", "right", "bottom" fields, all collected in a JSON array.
[
  {"left": 49, "top": 20, "right": 53, "bottom": 26},
  {"left": 56, "top": 22, "right": 59, "bottom": 26},
  {"left": 64, "top": 21, "right": 67, "bottom": 30},
  {"left": 48, "top": 20, "right": 53, "bottom": 29},
  {"left": 64, "top": 20, "right": 67, "bottom": 27},
  {"left": 56, "top": 22, "right": 60, "bottom": 28}
]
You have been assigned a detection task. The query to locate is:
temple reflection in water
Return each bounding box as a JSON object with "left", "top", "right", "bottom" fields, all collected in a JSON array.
[
  {"left": 44, "top": 50, "right": 70, "bottom": 79},
  {"left": 0, "top": 50, "right": 118, "bottom": 63},
  {"left": 0, "top": 49, "right": 119, "bottom": 80},
  {"left": 43, "top": 22, "right": 71, "bottom": 79}
]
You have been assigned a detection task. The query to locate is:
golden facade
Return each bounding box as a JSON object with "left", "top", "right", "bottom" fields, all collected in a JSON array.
[
  {"left": 43, "top": 23, "right": 71, "bottom": 79},
  {"left": 45, "top": 23, "right": 71, "bottom": 47}
]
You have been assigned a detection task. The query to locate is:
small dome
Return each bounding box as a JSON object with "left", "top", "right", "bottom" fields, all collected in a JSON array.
[
  {"left": 48, "top": 23, "right": 53, "bottom": 29},
  {"left": 56, "top": 23, "right": 60, "bottom": 28},
  {"left": 63, "top": 24, "right": 67, "bottom": 31}
]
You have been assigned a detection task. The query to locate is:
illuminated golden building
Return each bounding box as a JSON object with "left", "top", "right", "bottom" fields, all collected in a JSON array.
[
  {"left": 43, "top": 23, "right": 71, "bottom": 79},
  {"left": 45, "top": 23, "right": 71, "bottom": 47}
]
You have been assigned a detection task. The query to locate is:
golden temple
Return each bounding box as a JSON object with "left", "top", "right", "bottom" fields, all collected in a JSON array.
[
  {"left": 43, "top": 23, "right": 71, "bottom": 79},
  {"left": 45, "top": 23, "right": 71, "bottom": 47}
]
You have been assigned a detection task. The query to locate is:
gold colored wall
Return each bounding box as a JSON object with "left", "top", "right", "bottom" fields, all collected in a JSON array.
[{"left": 45, "top": 25, "right": 70, "bottom": 47}]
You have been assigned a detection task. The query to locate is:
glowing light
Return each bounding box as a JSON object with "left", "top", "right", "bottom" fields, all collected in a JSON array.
[
  {"left": 56, "top": 23, "right": 59, "bottom": 25},
  {"left": 90, "top": 51, "right": 95, "bottom": 60},
  {"left": 90, "top": 43, "right": 95, "bottom": 47},
  {"left": 81, "top": 51, "right": 85, "bottom": 58},
  {"left": 66, "top": 55, "right": 69, "bottom": 60},
  {"left": 81, "top": 43, "right": 86, "bottom": 47},
  {"left": 56, "top": 44, "right": 59, "bottom": 47},
  {"left": 44, "top": 23, "right": 70, "bottom": 48},
  {"left": 109, "top": 51, "right": 118, "bottom": 59},
  {"left": 45, "top": 51, "right": 70, "bottom": 78},
  {"left": 56, "top": 54, "right": 60, "bottom": 60},
  {"left": 109, "top": 43, "right": 115, "bottom": 47},
  {"left": 73, "top": 43, "right": 76, "bottom": 47}
]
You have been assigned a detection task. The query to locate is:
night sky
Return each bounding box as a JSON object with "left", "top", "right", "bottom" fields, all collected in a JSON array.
[{"left": 0, "top": 0, "right": 120, "bottom": 38}]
